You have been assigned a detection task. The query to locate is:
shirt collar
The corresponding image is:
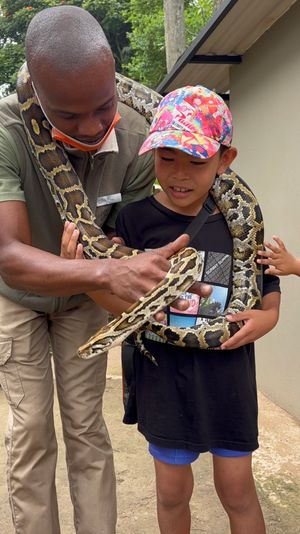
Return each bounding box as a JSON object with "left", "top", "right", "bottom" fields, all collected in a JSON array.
[{"left": 63, "top": 128, "right": 119, "bottom": 156}]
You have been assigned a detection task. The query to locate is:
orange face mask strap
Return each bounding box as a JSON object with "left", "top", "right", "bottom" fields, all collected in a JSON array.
[{"left": 52, "top": 112, "right": 121, "bottom": 152}]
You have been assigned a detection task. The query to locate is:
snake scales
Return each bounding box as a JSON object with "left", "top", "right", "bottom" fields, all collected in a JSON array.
[{"left": 16, "top": 63, "right": 263, "bottom": 362}]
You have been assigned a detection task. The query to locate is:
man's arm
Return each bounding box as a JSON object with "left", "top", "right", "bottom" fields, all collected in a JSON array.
[
  {"left": 60, "top": 221, "right": 212, "bottom": 316},
  {"left": 0, "top": 200, "right": 189, "bottom": 303}
]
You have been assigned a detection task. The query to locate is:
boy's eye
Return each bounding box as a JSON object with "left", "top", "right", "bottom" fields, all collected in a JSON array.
[
  {"left": 161, "top": 156, "right": 174, "bottom": 162},
  {"left": 191, "top": 160, "right": 206, "bottom": 165}
]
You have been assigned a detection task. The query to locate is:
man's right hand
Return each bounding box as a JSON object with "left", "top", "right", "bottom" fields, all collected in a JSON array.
[
  {"left": 60, "top": 223, "right": 213, "bottom": 305},
  {"left": 95, "top": 234, "right": 191, "bottom": 303},
  {"left": 61, "top": 223, "right": 191, "bottom": 303},
  {"left": 102, "top": 252, "right": 170, "bottom": 302}
]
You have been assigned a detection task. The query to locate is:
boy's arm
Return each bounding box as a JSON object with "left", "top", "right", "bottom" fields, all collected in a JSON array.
[
  {"left": 257, "top": 236, "right": 300, "bottom": 276},
  {"left": 220, "top": 291, "right": 280, "bottom": 350}
]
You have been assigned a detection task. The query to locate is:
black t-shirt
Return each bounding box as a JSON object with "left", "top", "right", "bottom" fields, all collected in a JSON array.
[{"left": 116, "top": 196, "right": 280, "bottom": 453}]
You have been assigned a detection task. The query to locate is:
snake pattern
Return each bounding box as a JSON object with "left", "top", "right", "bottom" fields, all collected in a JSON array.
[{"left": 16, "top": 63, "right": 263, "bottom": 361}]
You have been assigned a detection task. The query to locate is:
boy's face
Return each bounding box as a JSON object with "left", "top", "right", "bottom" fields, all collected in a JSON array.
[{"left": 154, "top": 147, "right": 236, "bottom": 216}]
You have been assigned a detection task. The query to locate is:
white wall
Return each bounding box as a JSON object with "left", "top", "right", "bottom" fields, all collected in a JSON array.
[{"left": 230, "top": 1, "right": 300, "bottom": 419}]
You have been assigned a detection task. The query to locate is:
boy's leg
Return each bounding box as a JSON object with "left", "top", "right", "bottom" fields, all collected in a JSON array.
[
  {"left": 50, "top": 300, "right": 116, "bottom": 534},
  {"left": 212, "top": 453, "right": 266, "bottom": 534},
  {"left": 0, "top": 295, "right": 60, "bottom": 534},
  {"left": 153, "top": 458, "right": 193, "bottom": 534}
]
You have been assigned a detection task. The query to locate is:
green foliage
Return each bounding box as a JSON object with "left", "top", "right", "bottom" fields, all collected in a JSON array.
[
  {"left": 125, "top": 0, "right": 214, "bottom": 88},
  {"left": 0, "top": 0, "right": 131, "bottom": 94},
  {"left": 0, "top": 0, "right": 214, "bottom": 95},
  {"left": 83, "top": 1, "right": 132, "bottom": 71},
  {"left": 0, "top": 1, "right": 80, "bottom": 93},
  {"left": 0, "top": 42, "right": 24, "bottom": 94},
  {"left": 185, "top": 0, "right": 214, "bottom": 43},
  {"left": 123, "top": 0, "right": 165, "bottom": 89},
  {"left": 0, "top": 1, "right": 63, "bottom": 45}
]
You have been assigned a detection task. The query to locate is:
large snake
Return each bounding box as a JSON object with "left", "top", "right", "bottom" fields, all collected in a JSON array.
[{"left": 16, "top": 63, "right": 263, "bottom": 362}]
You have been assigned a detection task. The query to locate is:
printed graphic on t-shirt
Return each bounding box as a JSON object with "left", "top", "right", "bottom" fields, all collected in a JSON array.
[
  {"left": 196, "top": 284, "right": 228, "bottom": 320},
  {"left": 168, "top": 251, "right": 231, "bottom": 327},
  {"left": 169, "top": 291, "right": 201, "bottom": 327},
  {"left": 203, "top": 251, "right": 231, "bottom": 286}
]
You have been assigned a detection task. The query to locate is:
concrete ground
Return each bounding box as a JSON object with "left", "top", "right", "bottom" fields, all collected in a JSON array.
[{"left": 1, "top": 347, "right": 300, "bottom": 534}]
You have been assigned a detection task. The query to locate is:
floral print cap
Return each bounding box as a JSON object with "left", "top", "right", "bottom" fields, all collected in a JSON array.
[{"left": 139, "top": 85, "right": 232, "bottom": 159}]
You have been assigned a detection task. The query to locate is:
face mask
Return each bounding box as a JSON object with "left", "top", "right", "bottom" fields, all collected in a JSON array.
[
  {"left": 32, "top": 82, "right": 121, "bottom": 152},
  {"left": 51, "top": 112, "right": 121, "bottom": 152}
]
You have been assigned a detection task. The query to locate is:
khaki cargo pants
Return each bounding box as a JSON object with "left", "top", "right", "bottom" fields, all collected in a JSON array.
[{"left": 0, "top": 295, "right": 116, "bottom": 534}]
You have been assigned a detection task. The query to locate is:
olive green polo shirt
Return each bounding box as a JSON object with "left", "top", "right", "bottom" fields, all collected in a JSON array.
[{"left": 0, "top": 93, "right": 155, "bottom": 312}]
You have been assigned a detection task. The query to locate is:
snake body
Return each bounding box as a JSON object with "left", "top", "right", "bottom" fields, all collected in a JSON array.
[
  {"left": 79, "top": 170, "right": 263, "bottom": 360},
  {"left": 16, "top": 63, "right": 263, "bottom": 360}
]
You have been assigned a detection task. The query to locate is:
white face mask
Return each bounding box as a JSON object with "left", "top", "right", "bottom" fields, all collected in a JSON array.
[
  {"left": 31, "top": 82, "right": 120, "bottom": 152},
  {"left": 32, "top": 81, "right": 56, "bottom": 126}
]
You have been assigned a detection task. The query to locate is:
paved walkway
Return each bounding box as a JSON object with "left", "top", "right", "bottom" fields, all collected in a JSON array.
[{"left": 1, "top": 348, "right": 300, "bottom": 533}]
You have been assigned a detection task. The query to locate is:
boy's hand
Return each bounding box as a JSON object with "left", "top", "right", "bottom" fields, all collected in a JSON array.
[
  {"left": 60, "top": 222, "right": 125, "bottom": 259},
  {"left": 61, "top": 222, "right": 84, "bottom": 259},
  {"left": 221, "top": 292, "right": 280, "bottom": 350},
  {"left": 257, "top": 236, "right": 300, "bottom": 276},
  {"left": 220, "top": 310, "right": 274, "bottom": 349}
]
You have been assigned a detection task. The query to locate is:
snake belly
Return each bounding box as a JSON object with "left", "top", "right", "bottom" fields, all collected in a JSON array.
[{"left": 16, "top": 63, "right": 263, "bottom": 360}]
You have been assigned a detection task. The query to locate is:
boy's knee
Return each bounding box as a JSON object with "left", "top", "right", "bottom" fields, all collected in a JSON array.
[
  {"left": 157, "top": 484, "right": 189, "bottom": 510},
  {"left": 215, "top": 480, "right": 256, "bottom": 515},
  {"left": 156, "top": 472, "right": 193, "bottom": 510}
]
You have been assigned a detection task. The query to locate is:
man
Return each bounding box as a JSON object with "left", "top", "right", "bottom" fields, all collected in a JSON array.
[{"left": 0, "top": 6, "right": 197, "bottom": 534}]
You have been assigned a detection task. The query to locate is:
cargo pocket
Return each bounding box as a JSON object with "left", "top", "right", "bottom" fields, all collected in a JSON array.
[{"left": 0, "top": 339, "right": 24, "bottom": 407}]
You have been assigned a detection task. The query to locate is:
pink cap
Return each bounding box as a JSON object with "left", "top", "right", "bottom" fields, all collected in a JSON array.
[{"left": 139, "top": 85, "right": 232, "bottom": 159}]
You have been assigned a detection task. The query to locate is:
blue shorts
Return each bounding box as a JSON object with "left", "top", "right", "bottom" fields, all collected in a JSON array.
[{"left": 149, "top": 443, "right": 252, "bottom": 465}]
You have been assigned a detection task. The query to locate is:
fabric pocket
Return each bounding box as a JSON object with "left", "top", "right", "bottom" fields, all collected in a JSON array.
[{"left": 0, "top": 338, "right": 24, "bottom": 407}]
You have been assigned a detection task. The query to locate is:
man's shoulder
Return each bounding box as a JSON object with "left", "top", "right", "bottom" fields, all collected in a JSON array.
[
  {"left": 0, "top": 93, "right": 22, "bottom": 127},
  {"left": 116, "top": 101, "right": 150, "bottom": 137}
]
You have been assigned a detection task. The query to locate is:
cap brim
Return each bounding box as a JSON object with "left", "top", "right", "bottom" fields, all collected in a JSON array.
[{"left": 138, "top": 129, "right": 221, "bottom": 159}]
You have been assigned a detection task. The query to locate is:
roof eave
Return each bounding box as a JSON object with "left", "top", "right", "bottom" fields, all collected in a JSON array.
[{"left": 157, "top": 0, "right": 239, "bottom": 94}]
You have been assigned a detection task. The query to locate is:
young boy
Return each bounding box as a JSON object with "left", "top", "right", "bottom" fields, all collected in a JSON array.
[
  {"left": 62, "top": 86, "right": 280, "bottom": 533},
  {"left": 258, "top": 236, "right": 300, "bottom": 276}
]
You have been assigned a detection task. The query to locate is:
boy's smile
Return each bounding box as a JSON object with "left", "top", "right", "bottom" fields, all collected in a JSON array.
[{"left": 154, "top": 147, "right": 236, "bottom": 216}]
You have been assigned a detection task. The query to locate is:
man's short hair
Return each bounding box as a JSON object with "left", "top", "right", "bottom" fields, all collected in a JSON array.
[{"left": 26, "top": 5, "right": 112, "bottom": 76}]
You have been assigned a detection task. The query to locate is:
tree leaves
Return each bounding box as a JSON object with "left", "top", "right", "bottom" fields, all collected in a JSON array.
[
  {"left": 125, "top": 0, "right": 214, "bottom": 88},
  {"left": 0, "top": 0, "right": 214, "bottom": 95}
]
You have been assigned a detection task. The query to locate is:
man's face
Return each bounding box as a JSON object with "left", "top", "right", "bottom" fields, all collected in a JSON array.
[{"left": 32, "top": 56, "right": 117, "bottom": 143}]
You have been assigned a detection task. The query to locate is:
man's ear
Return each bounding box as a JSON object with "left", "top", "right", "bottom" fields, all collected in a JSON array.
[{"left": 217, "top": 147, "right": 238, "bottom": 175}]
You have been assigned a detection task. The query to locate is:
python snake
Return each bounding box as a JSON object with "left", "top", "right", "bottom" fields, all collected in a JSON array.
[{"left": 16, "top": 63, "right": 263, "bottom": 362}]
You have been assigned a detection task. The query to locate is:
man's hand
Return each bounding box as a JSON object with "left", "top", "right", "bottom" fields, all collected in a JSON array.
[
  {"left": 60, "top": 224, "right": 211, "bottom": 306},
  {"left": 104, "top": 234, "right": 197, "bottom": 303}
]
